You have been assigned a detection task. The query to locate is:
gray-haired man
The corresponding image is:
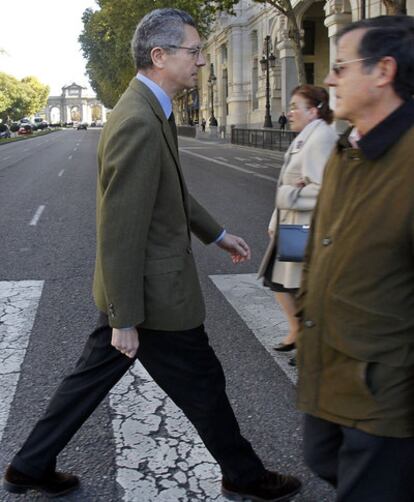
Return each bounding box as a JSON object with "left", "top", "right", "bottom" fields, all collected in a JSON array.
[
  {"left": 3, "top": 9, "right": 301, "bottom": 501},
  {"left": 297, "top": 15, "right": 414, "bottom": 502}
]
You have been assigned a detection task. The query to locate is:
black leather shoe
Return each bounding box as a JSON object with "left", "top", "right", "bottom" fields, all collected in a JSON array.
[
  {"left": 273, "top": 342, "right": 296, "bottom": 352},
  {"left": 222, "top": 470, "right": 301, "bottom": 501},
  {"left": 3, "top": 465, "right": 80, "bottom": 498},
  {"left": 288, "top": 357, "right": 296, "bottom": 367}
]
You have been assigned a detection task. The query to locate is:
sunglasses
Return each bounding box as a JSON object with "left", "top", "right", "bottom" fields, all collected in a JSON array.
[{"left": 331, "top": 57, "right": 376, "bottom": 76}]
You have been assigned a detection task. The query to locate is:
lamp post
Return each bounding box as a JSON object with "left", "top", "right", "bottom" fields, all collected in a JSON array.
[
  {"left": 260, "top": 35, "right": 276, "bottom": 128},
  {"left": 207, "top": 63, "right": 218, "bottom": 127}
]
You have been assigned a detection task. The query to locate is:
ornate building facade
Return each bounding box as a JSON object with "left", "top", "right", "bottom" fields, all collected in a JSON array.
[
  {"left": 186, "top": 0, "right": 414, "bottom": 131},
  {"left": 41, "top": 83, "right": 108, "bottom": 124}
]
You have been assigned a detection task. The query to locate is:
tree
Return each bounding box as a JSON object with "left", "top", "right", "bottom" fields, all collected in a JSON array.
[
  {"left": 79, "top": 0, "right": 238, "bottom": 108},
  {"left": 253, "top": 0, "right": 306, "bottom": 85},
  {"left": 21, "top": 76, "right": 50, "bottom": 116},
  {"left": 0, "top": 73, "right": 49, "bottom": 122}
]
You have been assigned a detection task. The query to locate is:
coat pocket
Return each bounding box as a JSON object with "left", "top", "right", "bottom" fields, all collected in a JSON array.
[{"left": 326, "top": 293, "right": 407, "bottom": 366}]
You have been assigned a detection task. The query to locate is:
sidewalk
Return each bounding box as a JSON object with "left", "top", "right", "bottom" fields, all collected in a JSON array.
[{"left": 179, "top": 132, "right": 286, "bottom": 163}]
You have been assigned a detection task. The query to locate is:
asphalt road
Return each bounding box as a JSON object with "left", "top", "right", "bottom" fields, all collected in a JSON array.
[{"left": 0, "top": 130, "right": 334, "bottom": 501}]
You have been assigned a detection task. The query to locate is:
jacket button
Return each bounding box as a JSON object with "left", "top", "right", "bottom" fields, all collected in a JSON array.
[
  {"left": 108, "top": 303, "right": 116, "bottom": 318},
  {"left": 322, "top": 237, "right": 332, "bottom": 246},
  {"left": 304, "top": 320, "right": 315, "bottom": 328},
  {"left": 186, "top": 247, "right": 192, "bottom": 254}
]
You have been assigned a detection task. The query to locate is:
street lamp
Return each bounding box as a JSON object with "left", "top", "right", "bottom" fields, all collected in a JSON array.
[
  {"left": 260, "top": 35, "right": 276, "bottom": 128},
  {"left": 207, "top": 63, "right": 218, "bottom": 127}
]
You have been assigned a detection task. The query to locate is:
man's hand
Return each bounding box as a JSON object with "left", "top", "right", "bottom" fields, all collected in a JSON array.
[
  {"left": 217, "top": 233, "right": 251, "bottom": 264},
  {"left": 111, "top": 327, "right": 139, "bottom": 359}
]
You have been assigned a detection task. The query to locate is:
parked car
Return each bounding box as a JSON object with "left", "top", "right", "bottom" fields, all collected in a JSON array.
[
  {"left": 77, "top": 123, "right": 88, "bottom": 130},
  {"left": 17, "top": 124, "right": 33, "bottom": 135},
  {"left": 0, "top": 124, "right": 11, "bottom": 139}
]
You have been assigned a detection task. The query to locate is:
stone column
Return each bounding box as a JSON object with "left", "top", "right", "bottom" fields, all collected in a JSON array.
[
  {"left": 324, "top": 0, "right": 352, "bottom": 130},
  {"left": 277, "top": 24, "right": 299, "bottom": 113},
  {"left": 227, "top": 25, "right": 249, "bottom": 127}
]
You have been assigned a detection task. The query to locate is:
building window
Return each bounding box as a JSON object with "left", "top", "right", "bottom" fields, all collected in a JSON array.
[
  {"left": 251, "top": 30, "right": 258, "bottom": 55},
  {"left": 252, "top": 58, "right": 259, "bottom": 110},
  {"left": 221, "top": 45, "right": 228, "bottom": 63},
  {"left": 305, "top": 63, "right": 315, "bottom": 84},
  {"left": 302, "top": 20, "right": 316, "bottom": 56},
  {"left": 223, "top": 68, "right": 229, "bottom": 116}
]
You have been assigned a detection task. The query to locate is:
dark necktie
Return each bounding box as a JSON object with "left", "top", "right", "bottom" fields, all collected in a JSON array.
[{"left": 168, "top": 112, "right": 178, "bottom": 151}]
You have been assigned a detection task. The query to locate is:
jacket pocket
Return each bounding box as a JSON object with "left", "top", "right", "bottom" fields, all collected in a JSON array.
[
  {"left": 144, "top": 256, "right": 186, "bottom": 315},
  {"left": 326, "top": 293, "right": 407, "bottom": 365},
  {"left": 144, "top": 256, "right": 185, "bottom": 275}
]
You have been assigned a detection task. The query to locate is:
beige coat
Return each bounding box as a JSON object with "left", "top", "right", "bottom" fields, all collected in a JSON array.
[{"left": 258, "top": 119, "right": 337, "bottom": 288}]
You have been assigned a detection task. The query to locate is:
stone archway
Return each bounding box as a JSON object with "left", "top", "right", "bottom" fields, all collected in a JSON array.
[{"left": 49, "top": 106, "right": 61, "bottom": 123}]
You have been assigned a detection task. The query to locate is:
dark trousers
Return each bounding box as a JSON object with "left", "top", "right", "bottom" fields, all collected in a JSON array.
[
  {"left": 12, "top": 315, "right": 265, "bottom": 485},
  {"left": 304, "top": 414, "right": 414, "bottom": 502}
]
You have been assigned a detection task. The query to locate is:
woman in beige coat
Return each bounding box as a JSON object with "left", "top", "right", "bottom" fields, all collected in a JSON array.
[{"left": 258, "top": 85, "right": 337, "bottom": 359}]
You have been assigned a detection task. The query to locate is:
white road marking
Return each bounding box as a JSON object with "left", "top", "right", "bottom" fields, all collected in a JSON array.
[
  {"left": 29, "top": 205, "right": 45, "bottom": 226},
  {"left": 3, "top": 156, "right": 11, "bottom": 161},
  {"left": 254, "top": 173, "right": 276, "bottom": 181},
  {"left": 181, "top": 150, "right": 275, "bottom": 182},
  {"left": 58, "top": 170, "right": 65, "bottom": 177},
  {"left": 252, "top": 157, "right": 265, "bottom": 161},
  {"left": 245, "top": 163, "right": 268, "bottom": 169},
  {"left": 209, "top": 273, "right": 297, "bottom": 384},
  {"left": 73, "top": 147, "right": 78, "bottom": 152},
  {"left": 234, "top": 157, "right": 247, "bottom": 161},
  {"left": 23, "top": 148, "right": 29, "bottom": 152},
  {"left": 68, "top": 155, "right": 72, "bottom": 160},
  {"left": 110, "top": 363, "right": 225, "bottom": 501},
  {"left": 0, "top": 281, "right": 44, "bottom": 442}
]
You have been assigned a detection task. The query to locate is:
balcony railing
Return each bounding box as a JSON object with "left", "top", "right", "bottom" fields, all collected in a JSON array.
[{"left": 231, "top": 127, "right": 296, "bottom": 151}]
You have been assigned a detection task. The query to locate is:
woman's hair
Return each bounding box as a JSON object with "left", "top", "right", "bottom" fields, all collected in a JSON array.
[{"left": 291, "top": 85, "right": 334, "bottom": 124}]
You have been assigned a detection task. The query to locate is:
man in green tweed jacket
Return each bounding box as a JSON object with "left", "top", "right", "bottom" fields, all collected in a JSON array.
[{"left": 3, "top": 8, "right": 301, "bottom": 502}]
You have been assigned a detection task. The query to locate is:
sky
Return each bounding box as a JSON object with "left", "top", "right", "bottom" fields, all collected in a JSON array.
[{"left": 1, "top": 0, "right": 98, "bottom": 96}]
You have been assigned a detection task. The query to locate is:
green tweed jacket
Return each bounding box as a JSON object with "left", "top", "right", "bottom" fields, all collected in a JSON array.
[{"left": 93, "top": 78, "right": 223, "bottom": 330}]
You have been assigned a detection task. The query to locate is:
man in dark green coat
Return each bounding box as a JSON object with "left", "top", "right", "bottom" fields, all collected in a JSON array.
[
  {"left": 296, "top": 15, "right": 414, "bottom": 502},
  {"left": 3, "top": 8, "right": 301, "bottom": 502}
]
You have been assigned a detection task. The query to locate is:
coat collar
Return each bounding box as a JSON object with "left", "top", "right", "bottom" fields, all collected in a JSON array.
[
  {"left": 338, "top": 99, "right": 414, "bottom": 160},
  {"left": 128, "top": 78, "right": 180, "bottom": 167}
]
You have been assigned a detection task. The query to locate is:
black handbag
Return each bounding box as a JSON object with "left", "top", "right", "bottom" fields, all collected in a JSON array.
[{"left": 277, "top": 224, "right": 310, "bottom": 262}]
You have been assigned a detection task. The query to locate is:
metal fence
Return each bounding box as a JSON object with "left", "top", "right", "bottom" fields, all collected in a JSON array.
[
  {"left": 231, "top": 127, "right": 296, "bottom": 152},
  {"left": 177, "top": 125, "right": 196, "bottom": 138}
]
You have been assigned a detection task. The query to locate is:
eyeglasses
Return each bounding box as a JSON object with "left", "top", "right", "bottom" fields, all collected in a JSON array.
[
  {"left": 165, "top": 45, "right": 203, "bottom": 58},
  {"left": 331, "top": 57, "right": 376, "bottom": 76}
]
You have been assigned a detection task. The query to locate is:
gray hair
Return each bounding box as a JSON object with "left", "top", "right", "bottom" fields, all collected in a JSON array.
[{"left": 131, "top": 8, "right": 196, "bottom": 70}]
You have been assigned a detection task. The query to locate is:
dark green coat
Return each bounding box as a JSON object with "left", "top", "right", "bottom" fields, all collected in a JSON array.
[
  {"left": 93, "top": 79, "right": 222, "bottom": 330},
  {"left": 296, "top": 119, "right": 414, "bottom": 438}
]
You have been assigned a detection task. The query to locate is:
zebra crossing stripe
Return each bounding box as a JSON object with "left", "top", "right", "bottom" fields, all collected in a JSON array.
[
  {"left": 110, "top": 361, "right": 225, "bottom": 501},
  {"left": 209, "top": 273, "right": 297, "bottom": 385},
  {"left": 0, "top": 280, "right": 44, "bottom": 442}
]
